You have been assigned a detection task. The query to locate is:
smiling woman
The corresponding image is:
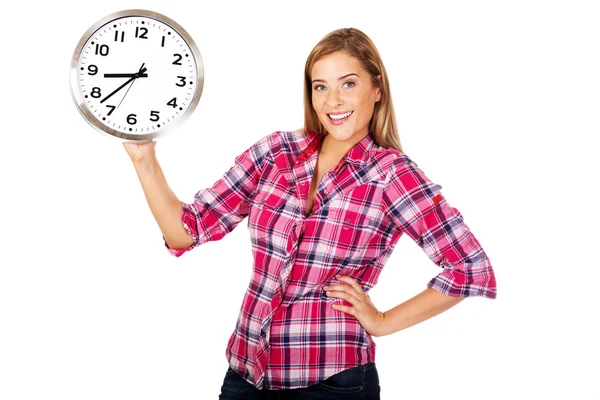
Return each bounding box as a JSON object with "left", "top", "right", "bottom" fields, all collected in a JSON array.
[
  {"left": 124, "top": 27, "right": 497, "bottom": 400},
  {"left": 303, "top": 28, "right": 401, "bottom": 156},
  {"left": 310, "top": 53, "right": 381, "bottom": 144}
]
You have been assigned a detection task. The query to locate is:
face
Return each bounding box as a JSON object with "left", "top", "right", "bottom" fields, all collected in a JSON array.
[{"left": 311, "top": 51, "right": 381, "bottom": 145}]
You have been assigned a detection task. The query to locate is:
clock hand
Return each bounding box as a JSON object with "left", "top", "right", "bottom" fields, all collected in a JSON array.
[
  {"left": 104, "top": 73, "right": 149, "bottom": 78},
  {"left": 100, "top": 64, "right": 147, "bottom": 104},
  {"left": 116, "top": 63, "right": 148, "bottom": 109},
  {"left": 116, "top": 79, "right": 136, "bottom": 109},
  {"left": 100, "top": 76, "right": 135, "bottom": 104}
]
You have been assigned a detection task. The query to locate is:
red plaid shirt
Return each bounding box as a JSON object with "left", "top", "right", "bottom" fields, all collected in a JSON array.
[{"left": 165, "top": 130, "right": 497, "bottom": 390}]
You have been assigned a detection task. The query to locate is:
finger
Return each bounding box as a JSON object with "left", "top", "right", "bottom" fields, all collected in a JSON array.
[
  {"left": 326, "top": 290, "right": 359, "bottom": 306},
  {"left": 335, "top": 275, "right": 365, "bottom": 294},
  {"left": 331, "top": 303, "right": 355, "bottom": 315},
  {"left": 324, "top": 284, "right": 362, "bottom": 301},
  {"left": 323, "top": 284, "right": 351, "bottom": 293}
]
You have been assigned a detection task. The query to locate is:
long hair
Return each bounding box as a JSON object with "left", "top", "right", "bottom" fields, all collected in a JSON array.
[{"left": 303, "top": 28, "right": 403, "bottom": 153}]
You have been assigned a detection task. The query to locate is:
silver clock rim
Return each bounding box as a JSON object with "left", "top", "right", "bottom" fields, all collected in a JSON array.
[{"left": 69, "top": 9, "right": 204, "bottom": 142}]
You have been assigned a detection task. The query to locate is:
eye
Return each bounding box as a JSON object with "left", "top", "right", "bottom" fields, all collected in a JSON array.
[
  {"left": 343, "top": 81, "right": 356, "bottom": 88},
  {"left": 313, "top": 85, "right": 326, "bottom": 91}
]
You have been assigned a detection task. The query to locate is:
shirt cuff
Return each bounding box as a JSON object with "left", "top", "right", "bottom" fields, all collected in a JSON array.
[
  {"left": 427, "top": 258, "right": 497, "bottom": 299},
  {"left": 163, "top": 202, "right": 201, "bottom": 257}
]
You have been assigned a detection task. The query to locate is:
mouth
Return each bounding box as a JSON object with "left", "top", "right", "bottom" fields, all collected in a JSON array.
[{"left": 327, "top": 110, "right": 353, "bottom": 122}]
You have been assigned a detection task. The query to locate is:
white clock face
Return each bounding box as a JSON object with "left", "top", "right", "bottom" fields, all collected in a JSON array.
[{"left": 71, "top": 10, "right": 204, "bottom": 141}]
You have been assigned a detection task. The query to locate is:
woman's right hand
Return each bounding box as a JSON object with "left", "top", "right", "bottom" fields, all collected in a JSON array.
[{"left": 123, "top": 140, "right": 156, "bottom": 165}]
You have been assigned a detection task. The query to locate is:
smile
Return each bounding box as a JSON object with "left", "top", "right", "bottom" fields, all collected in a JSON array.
[{"left": 328, "top": 111, "right": 353, "bottom": 120}]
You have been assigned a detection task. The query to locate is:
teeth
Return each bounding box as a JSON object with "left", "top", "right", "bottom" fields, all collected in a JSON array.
[{"left": 329, "top": 111, "right": 352, "bottom": 120}]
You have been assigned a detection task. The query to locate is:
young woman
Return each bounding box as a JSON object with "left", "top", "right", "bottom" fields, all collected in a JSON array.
[{"left": 124, "top": 28, "right": 497, "bottom": 399}]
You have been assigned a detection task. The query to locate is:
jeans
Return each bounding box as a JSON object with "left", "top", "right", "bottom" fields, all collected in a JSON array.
[{"left": 218, "top": 362, "right": 380, "bottom": 400}]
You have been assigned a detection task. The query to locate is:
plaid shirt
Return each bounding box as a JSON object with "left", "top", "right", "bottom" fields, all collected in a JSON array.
[{"left": 164, "top": 130, "right": 497, "bottom": 390}]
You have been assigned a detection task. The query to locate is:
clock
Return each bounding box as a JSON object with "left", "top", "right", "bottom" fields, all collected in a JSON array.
[{"left": 70, "top": 9, "right": 204, "bottom": 142}]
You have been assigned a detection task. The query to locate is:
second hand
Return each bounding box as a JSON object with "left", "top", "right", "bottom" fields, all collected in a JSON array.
[
  {"left": 100, "top": 63, "right": 147, "bottom": 105},
  {"left": 117, "top": 63, "right": 146, "bottom": 109},
  {"left": 117, "top": 79, "right": 136, "bottom": 109}
]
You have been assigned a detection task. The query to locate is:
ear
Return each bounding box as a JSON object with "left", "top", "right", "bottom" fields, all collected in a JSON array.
[{"left": 374, "top": 75, "right": 382, "bottom": 102}]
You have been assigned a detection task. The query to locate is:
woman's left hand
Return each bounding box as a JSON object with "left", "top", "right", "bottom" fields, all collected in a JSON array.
[{"left": 324, "top": 275, "right": 387, "bottom": 337}]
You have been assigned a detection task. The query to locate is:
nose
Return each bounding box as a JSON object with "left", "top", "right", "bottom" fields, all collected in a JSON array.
[{"left": 326, "top": 88, "right": 343, "bottom": 108}]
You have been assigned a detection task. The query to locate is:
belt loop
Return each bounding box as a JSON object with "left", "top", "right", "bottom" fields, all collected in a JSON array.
[{"left": 362, "top": 362, "right": 366, "bottom": 385}]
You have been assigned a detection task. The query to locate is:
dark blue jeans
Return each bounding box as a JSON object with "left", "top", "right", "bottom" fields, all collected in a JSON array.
[{"left": 218, "top": 362, "right": 380, "bottom": 400}]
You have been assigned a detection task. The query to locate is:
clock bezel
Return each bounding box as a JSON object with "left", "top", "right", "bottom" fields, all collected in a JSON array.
[{"left": 69, "top": 9, "right": 204, "bottom": 142}]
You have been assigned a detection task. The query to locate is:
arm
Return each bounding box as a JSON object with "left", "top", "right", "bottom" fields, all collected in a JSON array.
[
  {"left": 378, "top": 287, "right": 464, "bottom": 336},
  {"left": 382, "top": 154, "right": 497, "bottom": 299},
  {"left": 130, "top": 151, "right": 194, "bottom": 250},
  {"left": 326, "top": 277, "right": 465, "bottom": 337},
  {"left": 325, "top": 154, "right": 497, "bottom": 336},
  {"left": 125, "top": 132, "right": 277, "bottom": 257}
]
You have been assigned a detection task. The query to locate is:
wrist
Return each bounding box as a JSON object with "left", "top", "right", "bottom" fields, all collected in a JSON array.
[{"left": 372, "top": 311, "right": 390, "bottom": 337}]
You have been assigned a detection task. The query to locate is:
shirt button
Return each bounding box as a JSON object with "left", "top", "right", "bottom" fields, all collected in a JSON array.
[
  {"left": 324, "top": 189, "right": 329, "bottom": 194},
  {"left": 346, "top": 218, "right": 351, "bottom": 223}
]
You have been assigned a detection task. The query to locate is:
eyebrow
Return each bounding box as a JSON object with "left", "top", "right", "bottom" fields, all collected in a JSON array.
[{"left": 311, "top": 73, "right": 359, "bottom": 84}]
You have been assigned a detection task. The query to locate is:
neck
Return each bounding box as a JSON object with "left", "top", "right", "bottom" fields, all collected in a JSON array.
[{"left": 320, "top": 131, "right": 368, "bottom": 157}]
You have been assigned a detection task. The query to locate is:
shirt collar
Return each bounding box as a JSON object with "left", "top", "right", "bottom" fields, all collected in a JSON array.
[
  {"left": 301, "top": 130, "right": 375, "bottom": 166},
  {"left": 343, "top": 131, "right": 376, "bottom": 166}
]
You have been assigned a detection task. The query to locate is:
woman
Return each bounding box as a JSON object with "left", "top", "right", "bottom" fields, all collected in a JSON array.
[{"left": 124, "top": 28, "right": 497, "bottom": 399}]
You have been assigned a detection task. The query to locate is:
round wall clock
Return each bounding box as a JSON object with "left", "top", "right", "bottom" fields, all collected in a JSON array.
[{"left": 70, "top": 9, "right": 204, "bottom": 141}]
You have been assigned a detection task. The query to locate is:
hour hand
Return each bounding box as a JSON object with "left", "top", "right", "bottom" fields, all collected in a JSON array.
[
  {"left": 104, "top": 73, "right": 149, "bottom": 78},
  {"left": 100, "top": 65, "right": 148, "bottom": 104}
]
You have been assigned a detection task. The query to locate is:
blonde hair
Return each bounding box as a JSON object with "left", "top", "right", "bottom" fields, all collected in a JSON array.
[{"left": 303, "top": 28, "right": 403, "bottom": 153}]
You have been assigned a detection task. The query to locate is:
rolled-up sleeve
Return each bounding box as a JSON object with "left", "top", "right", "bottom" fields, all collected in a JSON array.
[
  {"left": 382, "top": 154, "right": 497, "bottom": 299},
  {"left": 164, "top": 131, "right": 277, "bottom": 257}
]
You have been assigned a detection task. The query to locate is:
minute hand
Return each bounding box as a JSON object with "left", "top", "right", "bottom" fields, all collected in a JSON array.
[
  {"left": 100, "top": 67, "right": 147, "bottom": 104},
  {"left": 100, "top": 76, "right": 136, "bottom": 104}
]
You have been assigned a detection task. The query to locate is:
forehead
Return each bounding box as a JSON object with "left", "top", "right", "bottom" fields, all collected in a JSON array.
[{"left": 311, "top": 51, "right": 366, "bottom": 78}]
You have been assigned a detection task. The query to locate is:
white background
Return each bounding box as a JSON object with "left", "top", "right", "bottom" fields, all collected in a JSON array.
[{"left": 1, "top": 1, "right": 598, "bottom": 399}]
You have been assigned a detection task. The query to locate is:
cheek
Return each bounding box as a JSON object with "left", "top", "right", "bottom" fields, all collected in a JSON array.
[
  {"left": 312, "top": 95, "right": 325, "bottom": 111},
  {"left": 356, "top": 93, "right": 376, "bottom": 113}
]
